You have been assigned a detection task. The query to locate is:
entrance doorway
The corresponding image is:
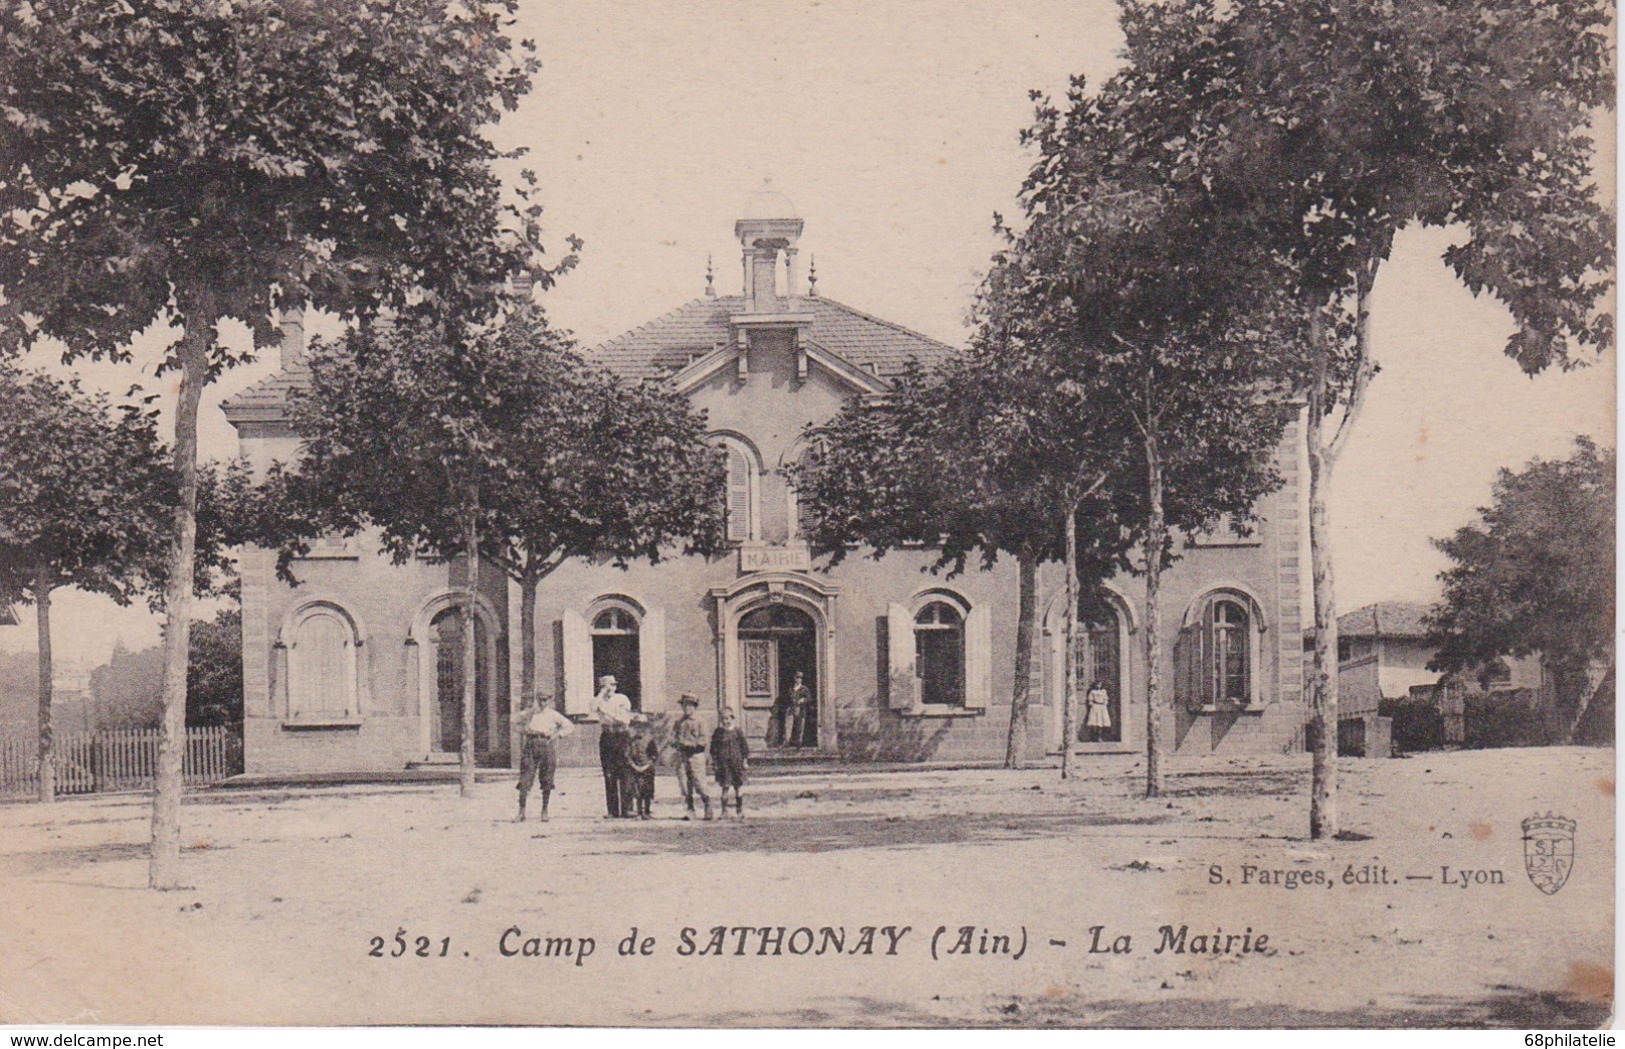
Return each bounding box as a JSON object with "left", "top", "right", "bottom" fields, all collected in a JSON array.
[
  {"left": 590, "top": 606, "right": 642, "bottom": 710},
  {"left": 432, "top": 607, "right": 492, "bottom": 758},
  {"left": 737, "top": 604, "right": 817, "bottom": 749},
  {"left": 1076, "top": 594, "right": 1123, "bottom": 744}
]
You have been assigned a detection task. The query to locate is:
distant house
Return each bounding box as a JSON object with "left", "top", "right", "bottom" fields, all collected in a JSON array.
[
  {"left": 1333, "top": 601, "right": 1540, "bottom": 717},
  {"left": 0, "top": 605, "right": 16, "bottom": 627}
]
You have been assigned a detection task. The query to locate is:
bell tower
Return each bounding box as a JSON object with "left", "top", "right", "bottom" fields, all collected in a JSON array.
[{"left": 734, "top": 180, "right": 805, "bottom": 311}]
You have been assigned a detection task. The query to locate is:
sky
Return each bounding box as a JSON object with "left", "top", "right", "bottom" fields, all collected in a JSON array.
[{"left": 2, "top": 0, "right": 1614, "bottom": 666}]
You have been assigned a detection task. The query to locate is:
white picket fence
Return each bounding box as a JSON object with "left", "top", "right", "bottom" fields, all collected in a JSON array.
[{"left": 0, "top": 727, "right": 236, "bottom": 798}]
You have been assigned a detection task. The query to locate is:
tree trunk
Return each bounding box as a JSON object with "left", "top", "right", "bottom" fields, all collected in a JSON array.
[
  {"left": 1559, "top": 661, "right": 1607, "bottom": 745},
  {"left": 1004, "top": 551, "right": 1037, "bottom": 769},
  {"left": 1060, "top": 506, "right": 1079, "bottom": 780},
  {"left": 460, "top": 492, "right": 480, "bottom": 798},
  {"left": 1306, "top": 307, "right": 1339, "bottom": 840},
  {"left": 150, "top": 319, "right": 211, "bottom": 889},
  {"left": 1144, "top": 432, "right": 1166, "bottom": 798},
  {"left": 520, "top": 570, "right": 538, "bottom": 709},
  {"left": 35, "top": 568, "right": 54, "bottom": 804}
]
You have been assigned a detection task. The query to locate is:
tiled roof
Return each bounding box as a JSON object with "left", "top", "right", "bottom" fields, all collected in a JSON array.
[
  {"left": 220, "top": 362, "right": 310, "bottom": 419},
  {"left": 221, "top": 294, "right": 961, "bottom": 420},
  {"left": 585, "top": 294, "right": 960, "bottom": 381},
  {"left": 1338, "top": 602, "right": 1434, "bottom": 639}
]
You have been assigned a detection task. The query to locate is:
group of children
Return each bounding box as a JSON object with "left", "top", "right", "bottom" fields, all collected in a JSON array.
[{"left": 513, "top": 677, "right": 750, "bottom": 823}]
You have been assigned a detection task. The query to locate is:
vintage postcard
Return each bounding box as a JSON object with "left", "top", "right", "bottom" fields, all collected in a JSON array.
[{"left": 0, "top": 0, "right": 1614, "bottom": 1032}]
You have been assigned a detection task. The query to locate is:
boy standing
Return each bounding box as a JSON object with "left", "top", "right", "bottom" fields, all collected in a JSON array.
[
  {"left": 670, "top": 693, "right": 713, "bottom": 821},
  {"left": 624, "top": 713, "right": 659, "bottom": 819},
  {"left": 710, "top": 706, "right": 750, "bottom": 819},
  {"left": 515, "top": 694, "right": 573, "bottom": 822}
]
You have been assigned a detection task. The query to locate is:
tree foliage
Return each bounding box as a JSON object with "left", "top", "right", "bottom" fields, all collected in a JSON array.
[
  {"left": 790, "top": 353, "right": 1135, "bottom": 768},
  {"left": 793, "top": 358, "right": 1127, "bottom": 580},
  {"left": 0, "top": 365, "right": 173, "bottom": 608},
  {"left": 0, "top": 0, "right": 561, "bottom": 883},
  {"left": 0, "top": 0, "right": 561, "bottom": 357},
  {"left": 1051, "top": 0, "right": 1615, "bottom": 833},
  {"left": 186, "top": 607, "right": 243, "bottom": 728},
  {"left": 277, "top": 304, "right": 725, "bottom": 756},
  {"left": 1426, "top": 437, "right": 1614, "bottom": 733},
  {"left": 283, "top": 308, "right": 725, "bottom": 579},
  {"left": 974, "top": 50, "right": 1302, "bottom": 790}
]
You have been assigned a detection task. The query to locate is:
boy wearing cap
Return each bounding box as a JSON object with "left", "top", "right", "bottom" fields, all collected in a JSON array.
[
  {"left": 710, "top": 706, "right": 750, "bottom": 819},
  {"left": 670, "top": 693, "right": 713, "bottom": 821},
  {"left": 515, "top": 694, "right": 573, "bottom": 822},
  {"left": 624, "top": 713, "right": 659, "bottom": 819}
]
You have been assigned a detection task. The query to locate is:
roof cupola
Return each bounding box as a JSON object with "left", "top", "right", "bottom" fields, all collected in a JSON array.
[{"left": 734, "top": 179, "right": 804, "bottom": 311}]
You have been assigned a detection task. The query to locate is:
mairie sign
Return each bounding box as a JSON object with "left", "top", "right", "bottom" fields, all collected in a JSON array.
[{"left": 739, "top": 543, "right": 812, "bottom": 574}]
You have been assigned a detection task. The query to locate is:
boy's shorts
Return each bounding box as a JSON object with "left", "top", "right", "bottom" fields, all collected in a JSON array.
[{"left": 518, "top": 735, "right": 557, "bottom": 791}]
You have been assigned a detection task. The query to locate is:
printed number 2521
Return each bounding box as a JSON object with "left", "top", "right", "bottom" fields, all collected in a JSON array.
[{"left": 369, "top": 928, "right": 452, "bottom": 958}]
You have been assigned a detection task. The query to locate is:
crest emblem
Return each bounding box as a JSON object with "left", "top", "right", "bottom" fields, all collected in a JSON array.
[{"left": 1522, "top": 813, "right": 1576, "bottom": 895}]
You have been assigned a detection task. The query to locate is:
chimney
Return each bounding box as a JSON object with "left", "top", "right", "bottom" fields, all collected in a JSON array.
[
  {"left": 280, "top": 306, "right": 306, "bottom": 368},
  {"left": 749, "top": 243, "right": 779, "bottom": 309}
]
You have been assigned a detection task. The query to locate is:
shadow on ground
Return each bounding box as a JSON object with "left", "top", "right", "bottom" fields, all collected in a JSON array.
[{"left": 594, "top": 810, "right": 1171, "bottom": 856}]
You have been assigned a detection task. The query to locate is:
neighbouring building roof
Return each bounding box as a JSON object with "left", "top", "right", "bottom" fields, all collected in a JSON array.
[
  {"left": 1337, "top": 601, "right": 1434, "bottom": 640},
  {"left": 221, "top": 293, "right": 959, "bottom": 423},
  {"left": 220, "top": 361, "right": 312, "bottom": 421},
  {"left": 0, "top": 604, "right": 16, "bottom": 627}
]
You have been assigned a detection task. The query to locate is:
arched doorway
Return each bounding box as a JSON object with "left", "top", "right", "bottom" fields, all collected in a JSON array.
[
  {"left": 430, "top": 607, "right": 493, "bottom": 758},
  {"left": 590, "top": 605, "right": 642, "bottom": 711},
  {"left": 738, "top": 603, "right": 818, "bottom": 749},
  {"left": 1075, "top": 592, "right": 1123, "bottom": 743},
  {"left": 710, "top": 573, "right": 840, "bottom": 756},
  {"left": 1044, "top": 586, "right": 1137, "bottom": 752}
]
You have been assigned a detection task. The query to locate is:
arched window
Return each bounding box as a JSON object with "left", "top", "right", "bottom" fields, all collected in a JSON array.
[
  {"left": 592, "top": 604, "right": 642, "bottom": 711},
  {"left": 914, "top": 601, "right": 966, "bottom": 707},
  {"left": 431, "top": 607, "right": 492, "bottom": 753},
  {"left": 1208, "top": 599, "right": 1250, "bottom": 705},
  {"left": 287, "top": 605, "right": 358, "bottom": 718},
  {"left": 1176, "top": 591, "right": 1262, "bottom": 709},
  {"left": 713, "top": 435, "right": 759, "bottom": 543},
  {"left": 784, "top": 433, "right": 825, "bottom": 541}
]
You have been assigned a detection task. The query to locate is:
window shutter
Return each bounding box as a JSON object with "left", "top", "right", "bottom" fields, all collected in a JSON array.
[
  {"left": 964, "top": 604, "right": 992, "bottom": 710},
  {"left": 886, "top": 602, "right": 916, "bottom": 711},
  {"left": 1199, "top": 604, "right": 1217, "bottom": 708},
  {"left": 1174, "top": 625, "right": 1197, "bottom": 710},
  {"left": 726, "top": 447, "right": 751, "bottom": 541},
  {"left": 639, "top": 607, "right": 667, "bottom": 713},
  {"left": 554, "top": 610, "right": 591, "bottom": 715}
]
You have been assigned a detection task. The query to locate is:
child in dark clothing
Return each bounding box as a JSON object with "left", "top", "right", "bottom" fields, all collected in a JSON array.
[
  {"left": 709, "top": 707, "right": 750, "bottom": 819},
  {"left": 625, "top": 713, "right": 659, "bottom": 819}
]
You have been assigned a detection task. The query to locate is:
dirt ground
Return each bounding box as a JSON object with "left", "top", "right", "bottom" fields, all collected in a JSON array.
[{"left": 0, "top": 747, "right": 1613, "bottom": 1028}]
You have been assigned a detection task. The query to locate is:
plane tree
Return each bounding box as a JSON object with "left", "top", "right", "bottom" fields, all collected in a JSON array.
[
  {"left": 0, "top": 365, "right": 236, "bottom": 801},
  {"left": 790, "top": 352, "right": 1134, "bottom": 771},
  {"left": 1093, "top": 0, "right": 1613, "bottom": 834},
  {"left": 988, "top": 69, "right": 1302, "bottom": 795},
  {"left": 276, "top": 304, "right": 724, "bottom": 793},
  {"left": 0, "top": 0, "right": 558, "bottom": 884}
]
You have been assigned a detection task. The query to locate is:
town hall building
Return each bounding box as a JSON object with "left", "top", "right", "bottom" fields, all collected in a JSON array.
[{"left": 223, "top": 191, "right": 1308, "bottom": 774}]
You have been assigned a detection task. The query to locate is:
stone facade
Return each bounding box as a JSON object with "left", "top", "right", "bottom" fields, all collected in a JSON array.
[{"left": 224, "top": 201, "right": 1309, "bottom": 774}]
